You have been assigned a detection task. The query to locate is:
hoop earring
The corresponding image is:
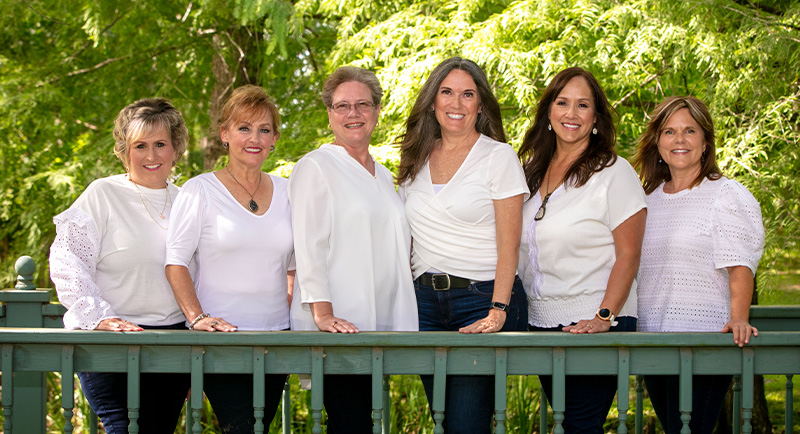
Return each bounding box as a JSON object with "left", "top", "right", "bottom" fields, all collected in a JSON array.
[{"left": 222, "top": 142, "right": 229, "bottom": 148}]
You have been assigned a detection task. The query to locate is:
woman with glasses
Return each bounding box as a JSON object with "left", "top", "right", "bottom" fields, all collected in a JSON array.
[{"left": 288, "top": 66, "right": 418, "bottom": 433}]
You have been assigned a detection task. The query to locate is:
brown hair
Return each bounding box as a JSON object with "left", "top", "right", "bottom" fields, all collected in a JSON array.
[
  {"left": 397, "top": 57, "right": 505, "bottom": 185},
  {"left": 220, "top": 85, "right": 281, "bottom": 139},
  {"left": 321, "top": 66, "right": 383, "bottom": 108},
  {"left": 112, "top": 98, "right": 188, "bottom": 169},
  {"left": 517, "top": 67, "right": 617, "bottom": 194},
  {"left": 633, "top": 96, "right": 721, "bottom": 194}
]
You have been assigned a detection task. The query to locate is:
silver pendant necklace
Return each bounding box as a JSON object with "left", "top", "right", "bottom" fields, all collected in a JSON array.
[{"left": 227, "top": 166, "right": 261, "bottom": 213}]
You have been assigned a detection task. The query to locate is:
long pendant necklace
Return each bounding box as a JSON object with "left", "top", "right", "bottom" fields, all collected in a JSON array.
[
  {"left": 534, "top": 165, "right": 554, "bottom": 221},
  {"left": 227, "top": 166, "right": 261, "bottom": 213},
  {"left": 131, "top": 178, "right": 170, "bottom": 230}
]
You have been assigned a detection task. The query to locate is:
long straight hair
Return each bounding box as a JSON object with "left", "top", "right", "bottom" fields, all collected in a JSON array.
[
  {"left": 396, "top": 57, "right": 505, "bottom": 185},
  {"left": 517, "top": 67, "right": 617, "bottom": 194}
]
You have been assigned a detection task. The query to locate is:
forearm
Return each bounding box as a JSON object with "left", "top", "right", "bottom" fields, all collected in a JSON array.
[
  {"left": 493, "top": 194, "right": 523, "bottom": 304},
  {"left": 729, "top": 266, "right": 755, "bottom": 321},
  {"left": 165, "top": 265, "right": 204, "bottom": 321},
  {"left": 600, "top": 258, "right": 638, "bottom": 315}
]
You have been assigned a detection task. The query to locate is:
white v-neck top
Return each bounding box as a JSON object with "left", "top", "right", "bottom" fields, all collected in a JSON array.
[
  {"left": 166, "top": 172, "right": 294, "bottom": 331},
  {"left": 400, "top": 135, "right": 530, "bottom": 281},
  {"left": 288, "top": 144, "right": 418, "bottom": 332}
]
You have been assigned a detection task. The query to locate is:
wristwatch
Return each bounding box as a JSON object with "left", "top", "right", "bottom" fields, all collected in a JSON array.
[
  {"left": 491, "top": 301, "right": 510, "bottom": 312},
  {"left": 595, "top": 307, "right": 616, "bottom": 322}
]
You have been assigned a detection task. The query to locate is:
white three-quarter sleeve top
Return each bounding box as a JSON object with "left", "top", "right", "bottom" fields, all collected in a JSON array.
[{"left": 288, "top": 144, "right": 418, "bottom": 332}]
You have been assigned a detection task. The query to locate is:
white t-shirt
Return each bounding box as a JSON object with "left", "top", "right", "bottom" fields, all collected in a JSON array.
[
  {"left": 50, "top": 174, "right": 185, "bottom": 329},
  {"left": 288, "top": 144, "right": 418, "bottom": 332},
  {"left": 518, "top": 157, "right": 647, "bottom": 327},
  {"left": 165, "top": 172, "right": 293, "bottom": 331},
  {"left": 400, "top": 135, "right": 530, "bottom": 281},
  {"left": 637, "top": 177, "right": 764, "bottom": 332}
]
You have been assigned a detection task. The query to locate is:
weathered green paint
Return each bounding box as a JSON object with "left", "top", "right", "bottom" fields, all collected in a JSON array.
[
  {"left": 371, "top": 347, "right": 384, "bottom": 433},
  {"left": 617, "top": 349, "right": 631, "bottom": 434},
  {"left": 253, "top": 347, "right": 266, "bottom": 434}
]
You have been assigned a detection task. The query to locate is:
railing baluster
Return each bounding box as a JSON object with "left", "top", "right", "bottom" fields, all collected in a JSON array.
[
  {"left": 282, "top": 380, "right": 290, "bottom": 434},
  {"left": 253, "top": 347, "right": 266, "bottom": 434},
  {"left": 61, "top": 345, "right": 75, "bottom": 434},
  {"left": 552, "top": 348, "right": 565, "bottom": 434},
  {"left": 741, "top": 348, "right": 754, "bottom": 434},
  {"left": 127, "top": 346, "right": 140, "bottom": 434},
  {"left": 311, "top": 347, "right": 324, "bottom": 434},
  {"left": 89, "top": 409, "right": 98, "bottom": 434},
  {"left": 539, "top": 383, "right": 547, "bottom": 434},
  {"left": 382, "top": 375, "right": 390, "bottom": 434},
  {"left": 190, "top": 346, "right": 204, "bottom": 434},
  {"left": 432, "top": 347, "right": 447, "bottom": 434},
  {"left": 617, "top": 349, "right": 630, "bottom": 434},
  {"left": 635, "top": 375, "right": 644, "bottom": 434},
  {"left": 678, "top": 348, "right": 692, "bottom": 434},
  {"left": 494, "top": 348, "right": 508, "bottom": 434},
  {"left": 3, "top": 344, "right": 14, "bottom": 434},
  {"left": 785, "top": 374, "right": 794, "bottom": 434},
  {"left": 372, "top": 347, "right": 384, "bottom": 433},
  {"left": 733, "top": 375, "right": 742, "bottom": 434}
]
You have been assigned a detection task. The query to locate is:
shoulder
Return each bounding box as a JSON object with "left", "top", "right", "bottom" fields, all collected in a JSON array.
[
  {"left": 181, "top": 172, "right": 215, "bottom": 191},
  {"left": 477, "top": 135, "right": 515, "bottom": 157},
  {"left": 711, "top": 177, "right": 760, "bottom": 210},
  {"left": 83, "top": 174, "right": 130, "bottom": 195},
  {"left": 270, "top": 174, "right": 289, "bottom": 192}
]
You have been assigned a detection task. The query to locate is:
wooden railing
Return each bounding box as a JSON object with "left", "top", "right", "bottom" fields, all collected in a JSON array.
[{"left": 1, "top": 256, "right": 798, "bottom": 434}]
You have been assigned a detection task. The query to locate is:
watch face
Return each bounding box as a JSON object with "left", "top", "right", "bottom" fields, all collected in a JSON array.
[{"left": 598, "top": 308, "right": 611, "bottom": 319}]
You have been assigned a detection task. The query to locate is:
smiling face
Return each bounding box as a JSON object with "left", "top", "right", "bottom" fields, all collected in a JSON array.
[
  {"left": 433, "top": 69, "right": 480, "bottom": 137},
  {"left": 548, "top": 76, "right": 597, "bottom": 149},
  {"left": 127, "top": 126, "right": 175, "bottom": 189},
  {"left": 221, "top": 110, "right": 277, "bottom": 171},
  {"left": 327, "top": 81, "right": 379, "bottom": 149},
  {"left": 657, "top": 107, "right": 706, "bottom": 178}
]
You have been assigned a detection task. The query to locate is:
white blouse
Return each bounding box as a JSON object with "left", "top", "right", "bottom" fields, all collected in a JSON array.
[
  {"left": 50, "top": 174, "right": 184, "bottom": 330},
  {"left": 400, "top": 135, "right": 530, "bottom": 281},
  {"left": 165, "top": 173, "right": 293, "bottom": 331},
  {"left": 518, "top": 158, "right": 647, "bottom": 327},
  {"left": 288, "top": 144, "right": 418, "bottom": 332},
  {"left": 637, "top": 177, "right": 764, "bottom": 332}
]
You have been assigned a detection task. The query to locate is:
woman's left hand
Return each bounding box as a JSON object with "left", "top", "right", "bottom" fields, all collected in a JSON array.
[
  {"left": 563, "top": 317, "right": 611, "bottom": 334},
  {"left": 459, "top": 309, "right": 506, "bottom": 334},
  {"left": 722, "top": 319, "right": 758, "bottom": 347}
]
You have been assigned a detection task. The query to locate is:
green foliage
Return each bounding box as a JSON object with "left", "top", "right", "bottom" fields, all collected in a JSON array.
[{"left": 1, "top": 1, "right": 798, "bottom": 290}]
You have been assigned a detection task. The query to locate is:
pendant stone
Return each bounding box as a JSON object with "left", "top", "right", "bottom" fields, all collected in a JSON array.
[
  {"left": 534, "top": 205, "right": 545, "bottom": 220},
  {"left": 248, "top": 199, "right": 259, "bottom": 212}
]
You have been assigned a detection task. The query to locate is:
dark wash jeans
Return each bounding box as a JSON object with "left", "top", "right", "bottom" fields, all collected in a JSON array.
[
  {"left": 416, "top": 275, "right": 528, "bottom": 434},
  {"left": 204, "top": 372, "right": 288, "bottom": 434},
  {"left": 644, "top": 374, "right": 733, "bottom": 434},
  {"left": 529, "top": 316, "right": 637, "bottom": 434},
  {"left": 77, "top": 322, "right": 190, "bottom": 434}
]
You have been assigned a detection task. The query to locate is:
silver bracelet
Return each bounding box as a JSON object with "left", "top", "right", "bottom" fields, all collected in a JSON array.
[{"left": 189, "top": 313, "right": 210, "bottom": 330}]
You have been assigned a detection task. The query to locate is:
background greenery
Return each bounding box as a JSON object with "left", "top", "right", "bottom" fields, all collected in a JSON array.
[{"left": 1, "top": 0, "right": 798, "bottom": 289}]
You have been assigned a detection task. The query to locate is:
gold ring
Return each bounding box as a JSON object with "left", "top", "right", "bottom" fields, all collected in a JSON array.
[
  {"left": 588, "top": 324, "right": 593, "bottom": 329},
  {"left": 333, "top": 321, "right": 338, "bottom": 326}
]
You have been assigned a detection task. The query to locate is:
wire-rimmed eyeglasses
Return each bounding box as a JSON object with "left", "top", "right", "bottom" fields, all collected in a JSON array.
[{"left": 331, "top": 101, "right": 375, "bottom": 114}]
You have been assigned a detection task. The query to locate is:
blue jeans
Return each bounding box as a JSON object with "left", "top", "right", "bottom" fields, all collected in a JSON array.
[
  {"left": 644, "top": 374, "right": 732, "bottom": 434},
  {"left": 529, "top": 317, "right": 637, "bottom": 434},
  {"left": 416, "top": 275, "right": 528, "bottom": 434},
  {"left": 77, "top": 323, "right": 190, "bottom": 434},
  {"left": 323, "top": 374, "right": 374, "bottom": 433}
]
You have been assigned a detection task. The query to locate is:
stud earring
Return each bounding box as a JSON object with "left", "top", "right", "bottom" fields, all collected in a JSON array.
[
  {"left": 222, "top": 142, "right": 229, "bottom": 148},
  {"left": 592, "top": 127, "right": 598, "bottom": 135},
  {"left": 658, "top": 156, "right": 663, "bottom": 163},
  {"left": 270, "top": 144, "right": 275, "bottom": 152},
  {"left": 547, "top": 123, "right": 552, "bottom": 131}
]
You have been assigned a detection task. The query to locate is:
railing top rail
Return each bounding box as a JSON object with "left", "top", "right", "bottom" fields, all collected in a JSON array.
[{"left": 0, "top": 329, "right": 798, "bottom": 347}]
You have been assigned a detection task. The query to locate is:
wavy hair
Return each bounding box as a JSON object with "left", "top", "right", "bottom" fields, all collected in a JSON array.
[
  {"left": 112, "top": 98, "right": 188, "bottom": 169},
  {"left": 321, "top": 66, "right": 383, "bottom": 108},
  {"left": 633, "top": 96, "right": 721, "bottom": 194},
  {"left": 517, "top": 67, "right": 617, "bottom": 194},
  {"left": 397, "top": 57, "right": 505, "bottom": 185},
  {"left": 220, "top": 85, "right": 281, "bottom": 140}
]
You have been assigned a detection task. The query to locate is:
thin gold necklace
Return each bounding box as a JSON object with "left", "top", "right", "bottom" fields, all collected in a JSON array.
[
  {"left": 131, "top": 178, "right": 170, "bottom": 230},
  {"left": 227, "top": 166, "right": 261, "bottom": 212}
]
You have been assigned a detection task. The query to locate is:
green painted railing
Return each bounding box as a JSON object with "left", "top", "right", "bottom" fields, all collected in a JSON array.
[{"left": 1, "top": 256, "right": 798, "bottom": 434}]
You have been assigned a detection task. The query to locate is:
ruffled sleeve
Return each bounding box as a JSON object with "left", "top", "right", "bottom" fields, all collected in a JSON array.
[
  {"left": 50, "top": 207, "right": 117, "bottom": 330},
  {"left": 712, "top": 179, "right": 765, "bottom": 274}
]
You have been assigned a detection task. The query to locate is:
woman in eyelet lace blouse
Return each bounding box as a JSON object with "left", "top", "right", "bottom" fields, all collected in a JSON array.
[
  {"left": 633, "top": 96, "right": 764, "bottom": 434},
  {"left": 49, "top": 98, "right": 190, "bottom": 434}
]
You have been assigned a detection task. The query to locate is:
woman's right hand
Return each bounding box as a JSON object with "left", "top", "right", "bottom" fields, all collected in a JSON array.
[
  {"left": 192, "top": 316, "right": 238, "bottom": 332},
  {"left": 315, "top": 314, "right": 359, "bottom": 333},
  {"left": 95, "top": 318, "right": 143, "bottom": 332}
]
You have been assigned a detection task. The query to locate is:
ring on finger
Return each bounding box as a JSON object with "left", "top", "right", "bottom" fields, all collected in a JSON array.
[
  {"left": 588, "top": 324, "right": 593, "bottom": 329},
  {"left": 210, "top": 321, "right": 218, "bottom": 326}
]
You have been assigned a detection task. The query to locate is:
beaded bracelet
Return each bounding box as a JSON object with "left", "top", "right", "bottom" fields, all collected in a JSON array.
[{"left": 189, "top": 312, "right": 210, "bottom": 330}]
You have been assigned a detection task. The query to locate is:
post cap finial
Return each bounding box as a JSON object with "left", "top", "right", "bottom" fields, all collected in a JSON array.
[{"left": 15, "top": 255, "right": 36, "bottom": 290}]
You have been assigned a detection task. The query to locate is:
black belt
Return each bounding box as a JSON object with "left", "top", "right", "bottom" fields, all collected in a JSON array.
[{"left": 417, "top": 273, "right": 471, "bottom": 291}]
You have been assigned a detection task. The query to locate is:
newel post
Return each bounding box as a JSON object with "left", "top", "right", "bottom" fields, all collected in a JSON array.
[{"left": 0, "top": 256, "right": 52, "bottom": 434}]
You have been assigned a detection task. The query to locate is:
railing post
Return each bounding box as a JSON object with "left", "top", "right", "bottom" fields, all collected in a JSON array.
[{"left": 0, "top": 256, "right": 51, "bottom": 434}]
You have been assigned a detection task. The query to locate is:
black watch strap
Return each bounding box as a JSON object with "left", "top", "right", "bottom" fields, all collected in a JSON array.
[{"left": 491, "top": 301, "right": 510, "bottom": 312}]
